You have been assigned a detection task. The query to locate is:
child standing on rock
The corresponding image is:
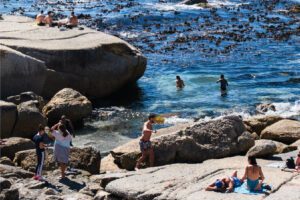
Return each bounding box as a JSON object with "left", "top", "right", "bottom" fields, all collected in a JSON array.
[{"left": 33, "top": 124, "right": 46, "bottom": 181}]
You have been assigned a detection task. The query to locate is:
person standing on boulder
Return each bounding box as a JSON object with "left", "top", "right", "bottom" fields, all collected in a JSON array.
[
  {"left": 33, "top": 124, "right": 46, "bottom": 181},
  {"left": 135, "top": 114, "right": 157, "bottom": 170},
  {"left": 50, "top": 124, "right": 72, "bottom": 179},
  {"left": 53, "top": 115, "right": 75, "bottom": 138},
  {"left": 216, "top": 74, "right": 228, "bottom": 96}
]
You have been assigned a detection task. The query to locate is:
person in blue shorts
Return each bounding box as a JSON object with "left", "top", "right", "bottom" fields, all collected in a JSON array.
[{"left": 206, "top": 170, "right": 243, "bottom": 193}]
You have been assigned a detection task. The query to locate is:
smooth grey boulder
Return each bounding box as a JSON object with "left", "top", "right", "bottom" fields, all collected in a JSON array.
[
  {"left": 42, "top": 88, "right": 92, "bottom": 125},
  {"left": 0, "top": 101, "right": 17, "bottom": 138},
  {"left": 0, "top": 45, "right": 47, "bottom": 98},
  {"left": 247, "top": 139, "right": 277, "bottom": 158},
  {"left": 261, "top": 119, "right": 300, "bottom": 144},
  {"left": 0, "top": 15, "right": 146, "bottom": 99},
  {"left": 12, "top": 101, "right": 47, "bottom": 138},
  {"left": 6, "top": 91, "right": 45, "bottom": 111},
  {"left": 111, "top": 116, "right": 254, "bottom": 170},
  {"left": 0, "top": 137, "right": 35, "bottom": 160}
]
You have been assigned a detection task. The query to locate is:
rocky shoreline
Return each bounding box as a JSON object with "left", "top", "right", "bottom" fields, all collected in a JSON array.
[{"left": 1, "top": 111, "right": 299, "bottom": 199}]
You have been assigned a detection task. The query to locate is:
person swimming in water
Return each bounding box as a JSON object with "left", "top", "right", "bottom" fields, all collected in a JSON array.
[
  {"left": 176, "top": 75, "right": 185, "bottom": 89},
  {"left": 216, "top": 74, "right": 228, "bottom": 96},
  {"left": 135, "top": 114, "right": 157, "bottom": 170},
  {"left": 206, "top": 170, "right": 243, "bottom": 193},
  {"left": 241, "top": 156, "right": 271, "bottom": 191}
]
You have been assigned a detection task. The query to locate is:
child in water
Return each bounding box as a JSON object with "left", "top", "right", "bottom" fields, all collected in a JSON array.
[{"left": 216, "top": 74, "right": 228, "bottom": 96}]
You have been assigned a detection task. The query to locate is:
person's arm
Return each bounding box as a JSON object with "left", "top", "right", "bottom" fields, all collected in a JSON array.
[
  {"left": 205, "top": 183, "right": 217, "bottom": 191},
  {"left": 227, "top": 180, "right": 234, "bottom": 192},
  {"left": 51, "top": 123, "right": 60, "bottom": 131},
  {"left": 241, "top": 166, "right": 248, "bottom": 182},
  {"left": 216, "top": 79, "right": 220, "bottom": 83},
  {"left": 39, "top": 141, "right": 46, "bottom": 149},
  {"left": 67, "top": 120, "right": 75, "bottom": 137},
  {"left": 226, "top": 80, "right": 229, "bottom": 86},
  {"left": 259, "top": 166, "right": 265, "bottom": 182}
]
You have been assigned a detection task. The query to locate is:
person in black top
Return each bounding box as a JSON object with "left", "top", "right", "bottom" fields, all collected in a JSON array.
[
  {"left": 216, "top": 74, "right": 229, "bottom": 96},
  {"left": 32, "top": 124, "right": 46, "bottom": 181}
]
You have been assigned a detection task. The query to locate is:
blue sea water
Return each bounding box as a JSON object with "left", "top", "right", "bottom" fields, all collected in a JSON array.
[{"left": 1, "top": 0, "right": 299, "bottom": 153}]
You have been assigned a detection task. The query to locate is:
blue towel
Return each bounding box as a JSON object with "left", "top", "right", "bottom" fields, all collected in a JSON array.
[{"left": 234, "top": 182, "right": 269, "bottom": 195}]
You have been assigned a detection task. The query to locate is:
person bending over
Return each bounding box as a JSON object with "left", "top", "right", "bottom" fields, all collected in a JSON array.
[{"left": 135, "top": 114, "right": 157, "bottom": 170}]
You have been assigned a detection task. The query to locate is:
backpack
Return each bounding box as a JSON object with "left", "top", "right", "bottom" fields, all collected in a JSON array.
[{"left": 286, "top": 157, "right": 295, "bottom": 169}]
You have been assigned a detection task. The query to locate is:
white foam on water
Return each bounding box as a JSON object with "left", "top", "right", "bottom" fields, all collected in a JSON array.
[
  {"left": 265, "top": 101, "right": 300, "bottom": 118},
  {"left": 164, "top": 116, "right": 194, "bottom": 124}
]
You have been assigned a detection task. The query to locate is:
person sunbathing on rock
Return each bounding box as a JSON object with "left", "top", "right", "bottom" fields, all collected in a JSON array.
[
  {"left": 35, "top": 10, "right": 45, "bottom": 26},
  {"left": 205, "top": 170, "right": 243, "bottom": 193},
  {"left": 58, "top": 12, "right": 78, "bottom": 29},
  {"left": 135, "top": 114, "right": 157, "bottom": 170},
  {"left": 44, "top": 11, "right": 58, "bottom": 27},
  {"left": 241, "top": 156, "right": 271, "bottom": 191}
]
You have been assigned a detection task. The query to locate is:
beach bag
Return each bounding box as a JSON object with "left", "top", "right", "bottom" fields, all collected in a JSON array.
[{"left": 286, "top": 157, "right": 295, "bottom": 169}]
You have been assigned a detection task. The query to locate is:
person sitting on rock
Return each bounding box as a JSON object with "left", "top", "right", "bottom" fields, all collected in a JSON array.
[
  {"left": 205, "top": 170, "right": 243, "bottom": 192},
  {"left": 176, "top": 75, "right": 185, "bottom": 89},
  {"left": 44, "top": 11, "right": 57, "bottom": 27},
  {"left": 216, "top": 74, "right": 228, "bottom": 96},
  {"left": 49, "top": 124, "right": 72, "bottom": 179},
  {"left": 35, "top": 10, "right": 46, "bottom": 26},
  {"left": 58, "top": 12, "right": 78, "bottom": 28},
  {"left": 135, "top": 114, "right": 157, "bottom": 170},
  {"left": 33, "top": 124, "right": 46, "bottom": 181},
  {"left": 241, "top": 156, "right": 271, "bottom": 191}
]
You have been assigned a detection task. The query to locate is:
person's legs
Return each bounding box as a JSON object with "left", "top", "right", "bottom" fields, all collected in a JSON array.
[
  {"left": 149, "top": 148, "right": 154, "bottom": 167},
  {"left": 231, "top": 170, "right": 237, "bottom": 177},
  {"left": 60, "top": 163, "right": 67, "bottom": 178},
  {"left": 35, "top": 152, "right": 42, "bottom": 177},
  {"left": 136, "top": 151, "right": 147, "bottom": 169}
]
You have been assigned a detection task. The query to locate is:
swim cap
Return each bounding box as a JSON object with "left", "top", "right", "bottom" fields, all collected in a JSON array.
[{"left": 215, "top": 180, "right": 223, "bottom": 189}]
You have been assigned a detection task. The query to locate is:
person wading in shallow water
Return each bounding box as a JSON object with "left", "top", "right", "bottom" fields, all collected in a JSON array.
[
  {"left": 176, "top": 75, "right": 185, "bottom": 89},
  {"left": 216, "top": 74, "right": 229, "bottom": 96},
  {"left": 135, "top": 114, "right": 157, "bottom": 170}
]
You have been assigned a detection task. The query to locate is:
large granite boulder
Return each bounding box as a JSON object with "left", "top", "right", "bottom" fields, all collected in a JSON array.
[
  {"left": 12, "top": 101, "right": 47, "bottom": 138},
  {"left": 0, "top": 15, "right": 146, "bottom": 99},
  {"left": 6, "top": 91, "right": 45, "bottom": 111},
  {"left": 260, "top": 119, "right": 300, "bottom": 144},
  {"left": 14, "top": 147, "right": 101, "bottom": 174},
  {"left": 42, "top": 88, "right": 92, "bottom": 125},
  {"left": 111, "top": 116, "right": 254, "bottom": 170},
  {"left": 247, "top": 139, "right": 277, "bottom": 158},
  {"left": 0, "top": 44, "right": 47, "bottom": 98},
  {"left": 243, "top": 115, "right": 282, "bottom": 136},
  {"left": 0, "top": 101, "right": 17, "bottom": 138},
  {"left": 272, "top": 140, "right": 298, "bottom": 154},
  {"left": 0, "top": 137, "right": 35, "bottom": 160}
]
